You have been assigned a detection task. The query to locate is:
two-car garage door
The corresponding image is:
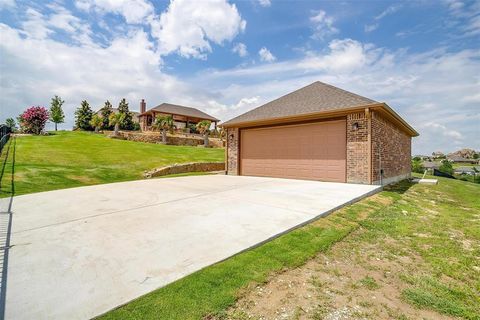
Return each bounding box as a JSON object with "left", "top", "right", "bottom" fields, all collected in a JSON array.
[{"left": 240, "top": 120, "right": 346, "bottom": 182}]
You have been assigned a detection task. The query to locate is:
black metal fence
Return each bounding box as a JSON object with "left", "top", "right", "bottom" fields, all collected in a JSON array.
[{"left": 0, "top": 125, "right": 10, "bottom": 155}]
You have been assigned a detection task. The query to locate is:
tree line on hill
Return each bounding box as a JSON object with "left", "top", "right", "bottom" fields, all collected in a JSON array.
[{"left": 2, "top": 96, "right": 139, "bottom": 134}]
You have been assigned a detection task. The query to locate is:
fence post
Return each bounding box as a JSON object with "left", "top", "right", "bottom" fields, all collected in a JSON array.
[{"left": 0, "top": 125, "right": 11, "bottom": 156}]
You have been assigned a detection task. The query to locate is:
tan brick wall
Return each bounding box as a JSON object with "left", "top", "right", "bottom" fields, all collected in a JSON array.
[
  {"left": 371, "top": 111, "right": 411, "bottom": 184},
  {"left": 226, "top": 128, "right": 239, "bottom": 175},
  {"left": 346, "top": 112, "right": 369, "bottom": 184}
]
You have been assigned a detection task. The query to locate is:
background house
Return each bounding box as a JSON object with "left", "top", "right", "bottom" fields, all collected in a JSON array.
[
  {"left": 447, "top": 155, "right": 478, "bottom": 164},
  {"left": 138, "top": 100, "right": 219, "bottom": 132},
  {"left": 422, "top": 161, "right": 441, "bottom": 173},
  {"left": 453, "top": 166, "right": 478, "bottom": 175}
]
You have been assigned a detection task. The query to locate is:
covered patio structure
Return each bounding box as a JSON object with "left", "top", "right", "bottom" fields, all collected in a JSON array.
[{"left": 138, "top": 101, "right": 219, "bottom": 132}]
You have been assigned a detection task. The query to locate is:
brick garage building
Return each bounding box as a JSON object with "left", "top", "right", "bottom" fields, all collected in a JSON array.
[{"left": 222, "top": 81, "right": 418, "bottom": 185}]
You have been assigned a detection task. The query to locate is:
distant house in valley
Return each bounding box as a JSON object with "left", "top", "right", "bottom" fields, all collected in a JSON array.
[
  {"left": 453, "top": 166, "right": 478, "bottom": 175},
  {"left": 447, "top": 155, "right": 477, "bottom": 164},
  {"left": 431, "top": 151, "right": 446, "bottom": 159},
  {"left": 422, "top": 161, "right": 441, "bottom": 172},
  {"left": 95, "top": 108, "right": 140, "bottom": 123},
  {"left": 138, "top": 100, "right": 219, "bottom": 132},
  {"left": 415, "top": 155, "right": 431, "bottom": 161}
]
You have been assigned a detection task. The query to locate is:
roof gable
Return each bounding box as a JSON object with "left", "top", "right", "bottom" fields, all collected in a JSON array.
[{"left": 222, "top": 81, "right": 378, "bottom": 126}]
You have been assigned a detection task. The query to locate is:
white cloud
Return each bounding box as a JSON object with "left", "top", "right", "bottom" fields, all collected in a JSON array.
[
  {"left": 446, "top": 0, "right": 465, "bottom": 14},
  {"left": 257, "top": 0, "right": 271, "bottom": 7},
  {"left": 258, "top": 47, "right": 276, "bottom": 62},
  {"left": 18, "top": 5, "right": 93, "bottom": 45},
  {"left": 48, "top": 5, "right": 94, "bottom": 45},
  {"left": 298, "top": 39, "right": 381, "bottom": 73},
  {"left": 422, "top": 122, "right": 463, "bottom": 139},
  {"left": 310, "top": 10, "right": 338, "bottom": 40},
  {"left": 0, "top": 0, "right": 15, "bottom": 10},
  {"left": 75, "top": 0, "right": 154, "bottom": 24},
  {"left": 445, "top": 0, "right": 480, "bottom": 36},
  {"left": 462, "top": 92, "right": 480, "bottom": 103},
  {"left": 151, "top": 0, "right": 246, "bottom": 59},
  {"left": 0, "top": 22, "right": 190, "bottom": 130},
  {"left": 205, "top": 96, "right": 260, "bottom": 120},
  {"left": 375, "top": 5, "right": 401, "bottom": 20},
  {"left": 364, "top": 23, "right": 378, "bottom": 33},
  {"left": 232, "top": 42, "right": 248, "bottom": 57},
  {"left": 363, "top": 5, "right": 401, "bottom": 34},
  {"left": 21, "top": 8, "right": 53, "bottom": 39}
]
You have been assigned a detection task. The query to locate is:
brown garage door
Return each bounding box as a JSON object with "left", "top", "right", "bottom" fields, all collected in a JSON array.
[{"left": 240, "top": 120, "right": 346, "bottom": 182}]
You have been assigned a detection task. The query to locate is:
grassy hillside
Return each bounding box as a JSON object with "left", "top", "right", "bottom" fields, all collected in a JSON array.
[{"left": 0, "top": 131, "right": 224, "bottom": 197}]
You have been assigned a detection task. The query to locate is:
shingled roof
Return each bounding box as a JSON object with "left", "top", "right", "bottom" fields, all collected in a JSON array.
[
  {"left": 143, "top": 103, "right": 219, "bottom": 121},
  {"left": 222, "top": 81, "right": 378, "bottom": 126}
]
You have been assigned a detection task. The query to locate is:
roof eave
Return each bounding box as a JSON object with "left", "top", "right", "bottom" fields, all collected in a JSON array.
[
  {"left": 221, "top": 103, "right": 380, "bottom": 128},
  {"left": 221, "top": 102, "right": 418, "bottom": 137},
  {"left": 372, "top": 103, "right": 419, "bottom": 137}
]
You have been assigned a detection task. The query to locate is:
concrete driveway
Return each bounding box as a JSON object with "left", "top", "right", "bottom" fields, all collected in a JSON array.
[{"left": 2, "top": 175, "right": 380, "bottom": 319}]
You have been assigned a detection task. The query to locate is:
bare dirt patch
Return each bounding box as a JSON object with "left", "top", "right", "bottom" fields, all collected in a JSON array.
[{"left": 222, "top": 231, "right": 453, "bottom": 320}]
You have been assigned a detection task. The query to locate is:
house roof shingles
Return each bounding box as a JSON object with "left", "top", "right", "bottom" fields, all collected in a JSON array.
[
  {"left": 222, "top": 81, "right": 378, "bottom": 127},
  {"left": 143, "top": 103, "right": 219, "bottom": 122}
]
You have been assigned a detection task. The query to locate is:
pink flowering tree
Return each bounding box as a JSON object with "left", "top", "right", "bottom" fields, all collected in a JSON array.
[{"left": 18, "top": 106, "right": 49, "bottom": 134}]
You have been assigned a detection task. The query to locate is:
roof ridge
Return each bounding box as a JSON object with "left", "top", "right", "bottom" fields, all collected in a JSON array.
[{"left": 313, "top": 81, "right": 377, "bottom": 103}]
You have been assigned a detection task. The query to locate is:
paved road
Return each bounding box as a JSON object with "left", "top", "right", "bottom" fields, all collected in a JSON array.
[{"left": 2, "top": 175, "right": 380, "bottom": 319}]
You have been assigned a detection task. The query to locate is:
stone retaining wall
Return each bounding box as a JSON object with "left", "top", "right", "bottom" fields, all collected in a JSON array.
[
  {"left": 113, "top": 131, "right": 223, "bottom": 148},
  {"left": 145, "top": 162, "right": 225, "bottom": 178}
]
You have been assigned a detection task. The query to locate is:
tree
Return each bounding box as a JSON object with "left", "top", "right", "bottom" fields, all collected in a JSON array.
[
  {"left": 219, "top": 127, "right": 226, "bottom": 141},
  {"left": 109, "top": 113, "right": 124, "bottom": 137},
  {"left": 153, "top": 115, "right": 175, "bottom": 144},
  {"left": 439, "top": 159, "right": 453, "bottom": 175},
  {"left": 90, "top": 114, "right": 103, "bottom": 133},
  {"left": 117, "top": 98, "right": 134, "bottom": 130},
  {"left": 196, "top": 120, "right": 211, "bottom": 147},
  {"left": 75, "top": 100, "right": 93, "bottom": 131},
  {"left": 18, "top": 106, "right": 49, "bottom": 134},
  {"left": 5, "top": 118, "right": 16, "bottom": 131},
  {"left": 49, "top": 95, "right": 65, "bottom": 131},
  {"left": 99, "top": 100, "right": 114, "bottom": 130},
  {"left": 411, "top": 159, "right": 425, "bottom": 174}
]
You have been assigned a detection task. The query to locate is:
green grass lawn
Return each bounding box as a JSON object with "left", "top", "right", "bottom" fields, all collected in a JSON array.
[
  {"left": 99, "top": 176, "right": 479, "bottom": 320},
  {"left": 0, "top": 131, "right": 224, "bottom": 197}
]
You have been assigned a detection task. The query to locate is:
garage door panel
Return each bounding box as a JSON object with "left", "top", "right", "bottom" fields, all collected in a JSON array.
[{"left": 240, "top": 120, "right": 346, "bottom": 182}]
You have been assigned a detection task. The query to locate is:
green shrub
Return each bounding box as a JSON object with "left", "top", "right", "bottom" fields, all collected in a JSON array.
[
  {"left": 412, "top": 159, "right": 425, "bottom": 174},
  {"left": 439, "top": 160, "right": 453, "bottom": 175}
]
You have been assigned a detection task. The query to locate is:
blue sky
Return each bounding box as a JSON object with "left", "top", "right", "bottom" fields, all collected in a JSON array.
[{"left": 0, "top": 0, "right": 479, "bottom": 155}]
